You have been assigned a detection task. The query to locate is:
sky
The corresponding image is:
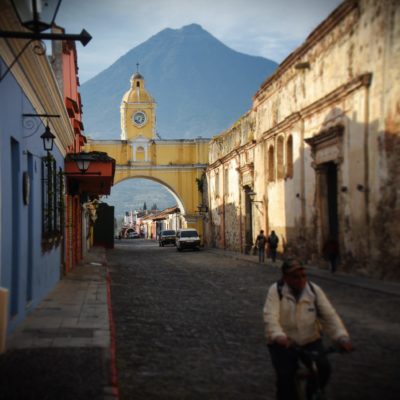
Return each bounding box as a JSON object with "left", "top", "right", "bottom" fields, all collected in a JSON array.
[{"left": 56, "top": 0, "right": 343, "bottom": 83}]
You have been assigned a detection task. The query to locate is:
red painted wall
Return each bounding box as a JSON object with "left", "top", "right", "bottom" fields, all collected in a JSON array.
[{"left": 62, "top": 40, "right": 84, "bottom": 271}]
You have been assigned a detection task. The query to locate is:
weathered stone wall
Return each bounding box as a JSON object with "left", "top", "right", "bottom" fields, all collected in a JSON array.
[
  {"left": 205, "top": 0, "right": 400, "bottom": 279},
  {"left": 207, "top": 113, "right": 255, "bottom": 251},
  {"left": 250, "top": 0, "right": 400, "bottom": 277}
]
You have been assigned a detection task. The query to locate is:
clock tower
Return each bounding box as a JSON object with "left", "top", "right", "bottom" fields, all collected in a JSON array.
[{"left": 120, "top": 71, "right": 156, "bottom": 141}]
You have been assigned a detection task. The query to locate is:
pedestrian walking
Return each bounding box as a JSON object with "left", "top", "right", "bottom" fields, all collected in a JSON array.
[
  {"left": 323, "top": 235, "right": 339, "bottom": 273},
  {"left": 267, "top": 230, "right": 279, "bottom": 262},
  {"left": 255, "top": 230, "right": 267, "bottom": 263},
  {"left": 263, "top": 258, "right": 353, "bottom": 400}
]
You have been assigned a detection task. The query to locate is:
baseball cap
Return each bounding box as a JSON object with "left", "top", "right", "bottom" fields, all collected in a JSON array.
[{"left": 281, "top": 259, "right": 305, "bottom": 274}]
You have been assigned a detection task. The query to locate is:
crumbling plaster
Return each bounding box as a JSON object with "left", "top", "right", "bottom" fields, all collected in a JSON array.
[{"left": 205, "top": 0, "right": 399, "bottom": 278}]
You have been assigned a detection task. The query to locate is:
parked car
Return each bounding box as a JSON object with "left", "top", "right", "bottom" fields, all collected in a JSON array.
[
  {"left": 176, "top": 228, "right": 201, "bottom": 251},
  {"left": 159, "top": 230, "right": 177, "bottom": 247},
  {"left": 127, "top": 231, "right": 140, "bottom": 239}
]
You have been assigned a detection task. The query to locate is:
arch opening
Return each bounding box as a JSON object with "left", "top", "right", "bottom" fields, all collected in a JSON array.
[
  {"left": 105, "top": 177, "right": 187, "bottom": 238},
  {"left": 106, "top": 177, "right": 185, "bottom": 218}
]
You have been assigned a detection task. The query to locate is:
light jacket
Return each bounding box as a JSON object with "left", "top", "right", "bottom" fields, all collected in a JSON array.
[{"left": 263, "top": 281, "right": 349, "bottom": 346}]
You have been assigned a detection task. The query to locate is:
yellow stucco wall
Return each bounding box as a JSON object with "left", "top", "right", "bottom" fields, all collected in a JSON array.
[
  {"left": 84, "top": 71, "right": 211, "bottom": 235},
  {"left": 84, "top": 138, "right": 209, "bottom": 233}
]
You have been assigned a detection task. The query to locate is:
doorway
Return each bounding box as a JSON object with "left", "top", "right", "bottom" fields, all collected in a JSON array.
[
  {"left": 243, "top": 186, "right": 253, "bottom": 254},
  {"left": 11, "top": 139, "right": 20, "bottom": 317},
  {"left": 319, "top": 161, "right": 339, "bottom": 245},
  {"left": 26, "top": 153, "right": 34, "bottom": 304},
  {"left": 325, "top": 162, "right": 338, "bottom": 238}
]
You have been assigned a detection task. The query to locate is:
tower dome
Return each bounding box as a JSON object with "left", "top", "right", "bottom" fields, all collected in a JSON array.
[
  {"left": 121, "top": 73, "right": 154, "bottom": 104},
  {"left": 120, "top": 68, "right": 156, "bottom": 141}
]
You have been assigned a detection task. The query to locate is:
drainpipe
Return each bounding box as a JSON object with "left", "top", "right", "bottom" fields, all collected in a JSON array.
[
  {"left": 261, "top": 139, "right": 269, "bottom": 236},
  {"left": 221, "top": 166, "right": 226, "bottom": 250},
  {"left": 236, "top": 154, "right": 243, "bottom": 253},
  {"left": 206, "top": 169, "right": 213, "bottom": 246},
  {"left": 363, "top": 74, "right": 372, "bottom": 254},
  {"left": 300, "top": 119, "right": 306, "bottom": 230}
]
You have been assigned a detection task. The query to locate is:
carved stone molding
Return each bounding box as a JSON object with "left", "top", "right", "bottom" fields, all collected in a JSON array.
[
  {"left": 237, "top": 162, "right": 254, "bottom": 188},
  {"left": 305, "top": 125, "right": 344, "bottom": 166}
]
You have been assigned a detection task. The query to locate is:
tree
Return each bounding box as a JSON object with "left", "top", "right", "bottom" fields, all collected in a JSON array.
[{"left": 143, "top": 202, "right": 147, "bottom": 211}]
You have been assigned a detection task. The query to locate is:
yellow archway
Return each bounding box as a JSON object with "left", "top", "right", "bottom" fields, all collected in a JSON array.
[
  {"left": 83, "top": 71, "right": 210, "bottom": 232},
  {"left": 85, "top": 138, "right": 209, "bottom": 231}
]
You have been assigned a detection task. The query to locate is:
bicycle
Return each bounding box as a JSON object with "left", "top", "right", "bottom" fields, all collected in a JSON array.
[{"left": 294, "top": 345, "right": 343, "bottom": 400}]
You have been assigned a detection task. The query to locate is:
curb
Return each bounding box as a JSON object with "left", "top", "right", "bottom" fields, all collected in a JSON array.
[
  {"left": 204, "top": 248, "right": 400, "bottom": 297},
  {"left": 106, "top": 270, "right": 120, "bottom": 400}
]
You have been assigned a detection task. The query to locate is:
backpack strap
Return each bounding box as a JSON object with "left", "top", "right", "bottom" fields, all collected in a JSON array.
[
  {"left": 308, "top": 281, "right": 316, "bottom": 295},
  {"left": 276, "top": 279, "right": 284, "bottom": 300},
  {"left": 276, "top": 280, "right": 320, "bottom": 316},
  {"left": 308, "top": 281, "right": 321, "bottom": 317}
]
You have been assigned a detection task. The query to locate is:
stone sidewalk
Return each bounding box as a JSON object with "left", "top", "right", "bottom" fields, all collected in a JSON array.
[
  {"left": 0, "top": 247, "right": 117, "bottom": 400},
  {"left": 6, "top": 247, "right": 110, "bottom": 350}
]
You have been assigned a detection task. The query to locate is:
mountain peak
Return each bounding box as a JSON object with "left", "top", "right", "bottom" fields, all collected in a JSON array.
[
  {"left": 156, "top": 23, "right": 209, "bottom": 40},
  {"left": 179, "top": 23, "right": 204, "bottom": 32},
  {"left": 81, "top": 25, "right": 277, "bottom": 139}
]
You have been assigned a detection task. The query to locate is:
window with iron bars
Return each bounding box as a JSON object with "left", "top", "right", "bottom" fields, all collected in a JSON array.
[{"left": 41, "top": 155, "right": 65, "bottom": 251}]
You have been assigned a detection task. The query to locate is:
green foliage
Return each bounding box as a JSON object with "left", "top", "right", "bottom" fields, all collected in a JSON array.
[{"left": 195, "top": 177, "right": 204, "bottom": 194}]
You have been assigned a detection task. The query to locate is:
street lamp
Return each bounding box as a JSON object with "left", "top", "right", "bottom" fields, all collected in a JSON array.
[
  {"left": 40, "top": 122, "right": 56, "bottom": 173},
  {"left": 76, "top": 156, "right": 91, "bottom": 174},
  {"left": 40, "top": 124, "right": 56, "bottom": 152},
  {"left": 64, "top": 153, "right": 101, "bottom": 175},
  {"left": 22, "top": 113, "right": 59, "bottom": 153},
  {"left": 0, "top": 0, "right": 92, "bottom": 81},
  {"left": 11, "top": 0, "right": 62, "bottom": 33}
]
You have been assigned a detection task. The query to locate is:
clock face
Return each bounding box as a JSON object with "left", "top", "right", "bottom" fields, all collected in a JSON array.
[{"left": 132, "top": 111, "right": 147, "bottom": 126}]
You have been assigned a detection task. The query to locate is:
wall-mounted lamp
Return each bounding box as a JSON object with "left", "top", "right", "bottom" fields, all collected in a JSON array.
[
  {"left": 74, "top": 154, "right": 100, "bottom": 175},
  {"left": 247, "top": 191, "right": 263, "bottom": 203},
  {"left": 64, "top": 153, "right": 101, "bottom": 175},
  {"left": 76, "top": 157, "right": 91, "bottom": 173},
  {"left": 22, "top": 113, "right": 59, "bottom": 153},
  {"left": 40, "top": 124, "right": 56, "bottom": 152},
  {"left": 0, "top": 0, "right": 92, "bottom": 82}
]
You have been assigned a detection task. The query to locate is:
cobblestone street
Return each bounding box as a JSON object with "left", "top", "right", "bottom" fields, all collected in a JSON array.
[{"left": 108, "top": 240, "right": 400, "bottom": 400}]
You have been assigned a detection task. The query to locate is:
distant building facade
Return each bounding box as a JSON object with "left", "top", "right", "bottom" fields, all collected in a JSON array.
[{"left": 206, "top": 0, "right": 400, "bottom": 279}]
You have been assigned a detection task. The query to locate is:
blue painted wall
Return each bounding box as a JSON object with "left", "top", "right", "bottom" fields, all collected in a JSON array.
[{"left": 0, "top": 60, "right": 63, "bottom": 334}]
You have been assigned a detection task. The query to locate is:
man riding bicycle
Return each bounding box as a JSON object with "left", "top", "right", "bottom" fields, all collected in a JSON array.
[{"left": 263, "top": 258, "right": 353, "bottom": 400}]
